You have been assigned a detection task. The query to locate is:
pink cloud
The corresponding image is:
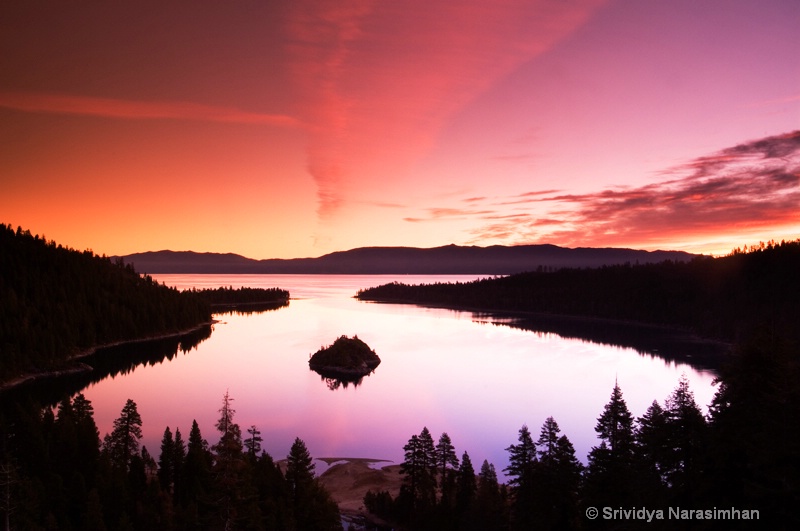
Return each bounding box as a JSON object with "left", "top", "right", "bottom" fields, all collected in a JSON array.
[
  {"left": 0, "top": 92, "right": 300, "bottom": 127},
  {"left": 282, "top": 0, "right": 607, "bottom": 219},
  {"left": 439, "top": 131, "right": 800, "bottom": 248}
]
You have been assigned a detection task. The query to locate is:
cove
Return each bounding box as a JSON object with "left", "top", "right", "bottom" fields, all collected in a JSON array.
[{"left": 71, "top": 274, "right": 720, "bottom": 479}]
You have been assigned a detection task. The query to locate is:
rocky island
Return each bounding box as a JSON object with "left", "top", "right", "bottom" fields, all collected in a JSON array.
[{"left": 308, "top": 335, "right": 381, "bottom": 380}]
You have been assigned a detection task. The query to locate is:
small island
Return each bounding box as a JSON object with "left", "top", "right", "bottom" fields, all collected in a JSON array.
[{"left": 308, "top": 335, "right": 381, "bottom": 381}]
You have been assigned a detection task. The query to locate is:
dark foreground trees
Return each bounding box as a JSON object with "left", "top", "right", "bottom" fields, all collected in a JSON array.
[
  {"left": 0, "top": 392, "right": 341, "bottom": 531},
  {"left": 363, "top": 353, "right": 799, "bottom": 530}
]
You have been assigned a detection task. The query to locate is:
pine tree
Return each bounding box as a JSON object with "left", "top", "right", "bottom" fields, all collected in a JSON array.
[
  {"left": 504, "top": 424, "right": 536, "bottom": 489},
  {"left": 435, "top": 432, "right": 459, "bottom": 506},
  {"left": 505, "top": 424, "right": 537, "bottom": 530},
  {"left": 103, "top": 399, "right": 143, "bottom": 470},
  {"left": 158, "top": 427, "right": 175, "bottom": 492},
  {"left": 585, "top": 383, "right": 638, "bottom": 508},
  {"left": 455, "top": 451, "right": 476, "bottom": 518},
  {"left": 536, "top": 416, "right": 561, "bottom": 464},
  {"left": 211, "top": 392, "right": 244, "bottom": 530},
  {"left": 285, "top": 437, "right": 315, "bottom": 500},
  {"left": 285, "top": 437, "right": 342, "bottom": 530},
  {"left": 473, "top": 460, "right": 506, "bottom": 531},
  {"left": 245, "top": 425, "right": 263, "bottom": 458},
  {"left": 180, "top": 420, "right": 212, "bottom": 509},
  {"left": 636, "top": 400, "right": 670, "bottom": 481},
  {"left": 72, "top": 393, "right": 101, "bottom": 482},
  {"left": 531, "top": 418, "right": 582, "bottom": 530},
  {"left": 662, "top": 374, "right": 706, "bottom": 501},
  {"left": 172, "top": 427, "right": 186, "bottom": 502},
  {"left": 595, "top": 382, "right": 635, "bottom": 459}
]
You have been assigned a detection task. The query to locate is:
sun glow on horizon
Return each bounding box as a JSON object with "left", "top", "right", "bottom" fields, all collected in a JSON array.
[{"left": 1, "top": 0, "right": 799, "bottom": 258}]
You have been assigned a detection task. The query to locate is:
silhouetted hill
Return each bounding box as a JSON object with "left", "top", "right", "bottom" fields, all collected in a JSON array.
[
  {"left": 0, "top": 224, "right": 211, "bottom": 384},
  {"left": 116, "top": 244, "right": 696, "bottom": 274}
]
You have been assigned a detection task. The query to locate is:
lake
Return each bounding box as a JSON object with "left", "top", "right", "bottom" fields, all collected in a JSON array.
[{"left": 79, "top": 274, "right": 721, "bottom": 479}]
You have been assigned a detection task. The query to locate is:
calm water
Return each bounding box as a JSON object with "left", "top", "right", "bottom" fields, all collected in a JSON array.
[{"left": 80, "top": 274, "right": 719, "bottom": 479}]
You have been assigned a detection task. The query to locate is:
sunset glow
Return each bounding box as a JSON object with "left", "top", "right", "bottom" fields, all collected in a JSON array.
[{"left": 2, "top": 0, "right": 798, "bottom": 258}]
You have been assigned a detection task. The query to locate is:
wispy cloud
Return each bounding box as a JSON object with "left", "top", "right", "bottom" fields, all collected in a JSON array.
[
  {"left": 0, "top": 92, "right": 301, "bottom": 127},
  {"left": 282, "top": 0, "right": 607, "bottom": 220},
  {"left": 410, "top": 131, "right": 800, "bottom": 249}
]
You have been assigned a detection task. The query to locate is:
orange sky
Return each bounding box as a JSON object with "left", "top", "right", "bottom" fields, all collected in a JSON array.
[{"left": 2, "top": 0, "right": 799, "bottom": 258}]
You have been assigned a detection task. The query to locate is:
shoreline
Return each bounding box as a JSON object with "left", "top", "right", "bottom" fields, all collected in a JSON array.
[{"left": 0, "top": 321, "right": 216, "bottom": 392}]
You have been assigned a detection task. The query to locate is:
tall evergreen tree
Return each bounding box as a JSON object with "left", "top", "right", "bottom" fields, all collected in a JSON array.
[
  {"left": 285, "top": 437, "right": 341, "bottom": 530},
  {"left": 72, "top": 393, "right": 101, "bottom": 483},
  {"left": 532, "top": 417, "right": 582, "bottom": 530},
  {"left": 472, "top": 460, "right": 506, "bottom": 531},
  {"left": 103, "top": 399, "right": 143, "bottom": 470},
  {"left": 504, "top": 424, "right": 536, "bottom": 489},
  {"left": 158, "top": 427, "right": 175, "bottom": 493},
  {"left": 172, "top": 427, "right": 186, "bottom": 502},
  {"left": 455, "top": 451, "right": 476, "bottom": 519},
  {"left": 636, "top": 400, "right": 669, "bottom": 478},
  {"left": 180, "top": 419, "right": 212, "bottom": 510},
  {"left": 595, "top": 382, "right": 635, "bottom": 458},
  {"left": 211, "top": 391, "right": 244, "bottom": 530},
  {"left": 536, "top": 417, "right": 561, "bottom": 463},
  {"left": 285, "top": 437, "right": 315, "bottom": 501},
  {"left": 435, "top": 432, "right": 459, "bottom": 506},
  {"left": 505, "top": 424, "right": 537, "bottom": 530},
  {"left": 400, "top": 427, "right": 438, "bottom": 512},
  {"left": 662, "top": 374, "right": 706, "bottom": 502},
  {"left": 585, "top": 383, "right": 638, "bottom": 508}
]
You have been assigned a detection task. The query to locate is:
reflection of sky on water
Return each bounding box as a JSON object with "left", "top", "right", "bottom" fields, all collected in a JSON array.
[{"left": 82, "top": 274, "right": 719, "bottom": 481}]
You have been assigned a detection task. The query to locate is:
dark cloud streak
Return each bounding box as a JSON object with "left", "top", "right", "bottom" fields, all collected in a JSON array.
[{"left": 424, "top": 131, "right": 800, "bottom": 249}]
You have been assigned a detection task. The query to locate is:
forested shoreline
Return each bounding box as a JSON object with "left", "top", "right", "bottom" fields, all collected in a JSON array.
[
  {"left": 0, "top": 225, "right": 212, "bottom": 384},
  {"left": 356, "top": 239, "right": 800, "bottom": 346},
  {"left": 0, "top": 224, "right": 293, "bottom": 387}
]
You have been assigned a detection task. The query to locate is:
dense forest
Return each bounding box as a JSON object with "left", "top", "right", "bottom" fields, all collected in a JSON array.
[
  {"left": 363, "top": 337, "right": 799, "bottom": 530},
  {"left": 356, "top": 239, "right": 800, "bottom": 345},
  {"left": 0, "top": 391, "right": 342, "bottom": 530},
  {"left": 191, "top": 286, "right": 290, "bottom": 314},
  {"left": 0, "top": 224, "right": 212, "bottom": 384}
]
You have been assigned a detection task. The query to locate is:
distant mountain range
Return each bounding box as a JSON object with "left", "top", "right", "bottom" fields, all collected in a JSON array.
[{"left": 115, "top": 244, "right": 697, "bottom": 275}]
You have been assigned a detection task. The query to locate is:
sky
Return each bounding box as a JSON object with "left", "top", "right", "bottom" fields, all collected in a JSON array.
[{"left": 2, "top": 0, "right": 799, "bottom": 258}]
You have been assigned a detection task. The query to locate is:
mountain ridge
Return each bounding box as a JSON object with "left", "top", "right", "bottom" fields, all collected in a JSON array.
[{"left": 115, "top": 244, "right": 698, "bottom": 275}]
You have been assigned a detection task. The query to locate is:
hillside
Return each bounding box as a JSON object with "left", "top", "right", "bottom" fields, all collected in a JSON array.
[
  {"left": 0, "top": 224, "right": 212, "bottom": 384},
  {"left": 117, "top": 244, "right": 696, "bottom": 275}
]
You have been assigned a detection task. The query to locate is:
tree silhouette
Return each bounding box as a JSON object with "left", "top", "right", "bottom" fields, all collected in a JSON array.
[
  {"left": 103, "top": 399, "right": 143, "bottom": 470},
  {"left": 505, "top": 424, "right": 537, "bottom": 530}
]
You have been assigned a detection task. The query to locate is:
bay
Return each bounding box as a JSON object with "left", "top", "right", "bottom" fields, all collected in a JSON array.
[{"left": 80, "top": 274, "right": 720, "bottom": 479}]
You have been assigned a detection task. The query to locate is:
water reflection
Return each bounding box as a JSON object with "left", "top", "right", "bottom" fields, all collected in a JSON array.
[
  {"left": 1, "top": 324, "right": 212, "bottom": 409},
  {"left": 474, "top": 312, "right": 730, "bottom": 372},
  {"left": 211, "top": 300, "right": 290, "bottom": 315},
  {"left": 313, "top": 371, "right": 376, "bottom": 391}
]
